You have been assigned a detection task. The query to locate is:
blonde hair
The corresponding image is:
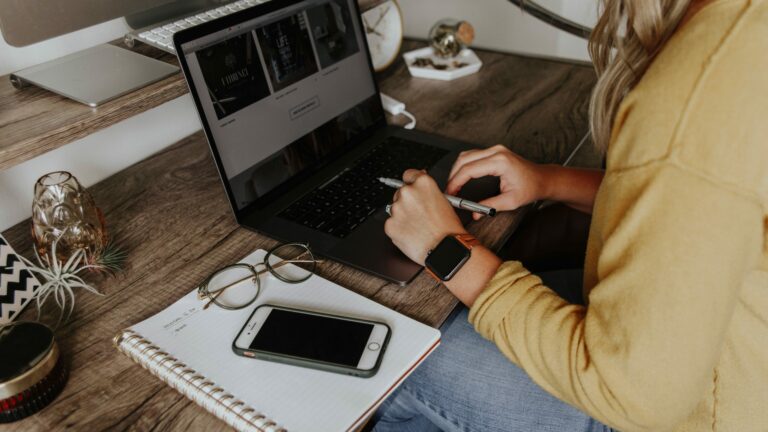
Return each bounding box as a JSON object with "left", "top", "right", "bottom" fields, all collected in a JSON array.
[{"left": 588, "top": 0, "right": 691, "bottom": 151}]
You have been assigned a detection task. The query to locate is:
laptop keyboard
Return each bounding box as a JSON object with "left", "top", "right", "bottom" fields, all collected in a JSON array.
[{"left": 279, "top": 138, "right": 449, "bottom": 238}]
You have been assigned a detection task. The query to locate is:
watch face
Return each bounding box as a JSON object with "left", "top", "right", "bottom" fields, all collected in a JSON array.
[{"left": 426, "top": 236, "right": 471, "bottom": 281}]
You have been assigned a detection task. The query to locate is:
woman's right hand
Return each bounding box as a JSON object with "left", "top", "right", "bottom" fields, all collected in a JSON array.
[{"left": 446, "top": 145, "right": 547, "bottom": 220}]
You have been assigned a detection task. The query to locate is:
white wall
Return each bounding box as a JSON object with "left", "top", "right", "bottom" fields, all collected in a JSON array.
[
  {"left": 398, "top": 0, "right": 597, "bottom": 61},
  {"left": 0, "top": 0, "right": 596, "bottom": 232}
]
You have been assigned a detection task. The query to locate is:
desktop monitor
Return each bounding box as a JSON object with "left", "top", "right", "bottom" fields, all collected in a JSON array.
[
  {"left": 0, "top": 0, "right": 229, "bottom": 105},
  {"left": 0, "top": 0, "right": 229, "bottom": 47}
]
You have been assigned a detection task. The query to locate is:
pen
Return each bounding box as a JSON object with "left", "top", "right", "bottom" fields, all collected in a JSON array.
[{"left": 378, "top": 177, "right": 497, "bottom": 217}]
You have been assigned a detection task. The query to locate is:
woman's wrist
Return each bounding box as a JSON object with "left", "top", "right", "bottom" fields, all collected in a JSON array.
[
  {"left": 419, "top": 228, "right": 470, "bottom": 266},
  {"left": 534, "top": 163, "right": 561, "bottom": 202},
  {"left": 443, "top": 245, "right": 502, "bottom": 307},
  {"left": 534, "top": 165, "right": 604, "bottom": 213}
]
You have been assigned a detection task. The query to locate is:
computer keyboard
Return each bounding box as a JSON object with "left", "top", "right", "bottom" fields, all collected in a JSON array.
[
  {"left": 124, "top": 0, "right": 266, "bottom": 54},
  {"left": 279, "top": 138, "right": 449, "bottom": 238}
]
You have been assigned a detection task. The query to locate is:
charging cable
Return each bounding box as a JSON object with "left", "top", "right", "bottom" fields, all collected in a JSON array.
[{"left": 380, "top": 93, "right": 416, "bottom": 130}]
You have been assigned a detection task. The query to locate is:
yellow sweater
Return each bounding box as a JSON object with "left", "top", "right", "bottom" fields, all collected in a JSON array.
[{"left": 468, "top": 1, "right": 768, "bottom": 431}]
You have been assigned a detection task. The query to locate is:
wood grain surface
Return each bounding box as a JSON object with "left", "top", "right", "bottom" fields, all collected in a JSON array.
[
  {"left": 2, "top": 40, "right": 596, "bottom": 431},
  {"left": 0, "top": 41, "right": 183, "bottom": 171}
]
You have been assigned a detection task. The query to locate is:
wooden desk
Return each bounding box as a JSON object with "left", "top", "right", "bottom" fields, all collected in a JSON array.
[{"left": 2, "top": 41, "right": 596, "bottom": 431}]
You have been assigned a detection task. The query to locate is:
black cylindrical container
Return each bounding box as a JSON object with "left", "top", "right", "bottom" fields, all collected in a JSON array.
[{"left": 0, "top": 321, "right": 68, "bottom": 423}]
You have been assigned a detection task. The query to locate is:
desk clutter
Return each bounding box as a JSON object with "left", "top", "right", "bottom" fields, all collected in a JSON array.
[
  {"left": 404, "top": 47, "right": 482, "bottom": 81},
  {"left": 362, "top": 2, "right": 482, "bottom": 80},
  {"left": 404, "top": 19, "right": 482, "bottom": 81},
  {"left": 0, "top": 170, "right": 127, "bottom": 424},
  {"left": 114, "top": 248, "right": 440, "bottom": 432},
  {"left": 1, "top": 171, "right": 113, "bottom": 327}
]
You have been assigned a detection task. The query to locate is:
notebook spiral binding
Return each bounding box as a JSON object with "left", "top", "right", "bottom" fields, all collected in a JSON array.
[{"left": 114, "top": 330, "right": 287, "bottom": 432}]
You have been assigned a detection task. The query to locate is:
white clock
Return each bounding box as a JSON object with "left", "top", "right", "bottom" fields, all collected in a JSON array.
[{"left": 362, "top": 0, "right": 404, "bottom": 72}]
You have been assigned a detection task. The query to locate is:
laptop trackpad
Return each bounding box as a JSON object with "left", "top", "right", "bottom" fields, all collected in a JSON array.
[
  {"left": 329, "top": 174, "right": 499, "bottom": 286},
  {"left": 330, "top": 213, "right": 422, "bottom": 286}
]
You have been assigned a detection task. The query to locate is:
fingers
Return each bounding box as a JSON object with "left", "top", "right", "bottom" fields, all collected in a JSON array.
[
  {"left": 446, "top": 156, "right": 505, "bottom": 195},
  {"left": 402, "top": 168, "right": 427, "bottom": 184},
  {"left": 470, "top": 195, "right": 512, "bottom": 220},
  {"left": 392, "top": 188, "right": 401, "bottom": 203},
  {"left": 390, "top": 169, "right": 440, "bottom": 219},
  {"left": 383, "top": 217, "right": 396, "bottom": 239},
  {"left": 392, "top": 168, "right": 426, "bottom": 204},
  {"left": 390, "top": 170, "right": 426, "bottom": 216},
  {"left": 448, "top": 144, "right": 509, "bottom": 181}
]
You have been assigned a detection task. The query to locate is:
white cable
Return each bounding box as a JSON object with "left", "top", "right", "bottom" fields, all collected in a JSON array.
[
  {"left": 381, "top": 93, "right": 417, "bottom": 130},
  {"left": 562, "top": 131, "right": 591, "bottom": 168},
  {"left": 401, "top": 110, "right": 416, "bottom": 130}
]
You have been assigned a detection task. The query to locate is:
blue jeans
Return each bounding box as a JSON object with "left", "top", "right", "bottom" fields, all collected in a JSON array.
[{"left": 373, "top": 270, "right": 612, "bottom": 432}]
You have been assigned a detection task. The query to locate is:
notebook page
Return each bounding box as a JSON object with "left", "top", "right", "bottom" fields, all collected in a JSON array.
[{"left": 130, "top": 249, "right": 441, "bottom": 432}]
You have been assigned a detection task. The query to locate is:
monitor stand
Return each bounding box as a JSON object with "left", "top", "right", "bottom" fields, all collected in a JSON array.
[{"left": 9, "top": 44, "right": 178, "bottom": 107}]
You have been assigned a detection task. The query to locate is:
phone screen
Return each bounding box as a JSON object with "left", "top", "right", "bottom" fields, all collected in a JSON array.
[{"left": 249, "top": 309, "right": 374, "bottom": 366}]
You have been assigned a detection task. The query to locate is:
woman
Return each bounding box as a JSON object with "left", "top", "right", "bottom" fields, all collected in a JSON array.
[{"left": 374, "top": 0, "right": 768, "bottom": 431}]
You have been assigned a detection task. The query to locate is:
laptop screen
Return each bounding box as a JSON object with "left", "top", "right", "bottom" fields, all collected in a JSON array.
[{"left": 180, "top": 0, "right": 381, "bottom": 211}]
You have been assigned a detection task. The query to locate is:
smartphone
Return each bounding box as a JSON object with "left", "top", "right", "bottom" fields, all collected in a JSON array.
[{"left": 233, "top": 304, "right": 391, "bottom": 378}]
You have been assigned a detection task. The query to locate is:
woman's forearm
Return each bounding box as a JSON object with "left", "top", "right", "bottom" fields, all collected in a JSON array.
[
  {"left": 538, "top": 165, "right": 604, "bottom": 214},
  {"left": 442, "top": 166, "right": 603, "bottom": 306}
]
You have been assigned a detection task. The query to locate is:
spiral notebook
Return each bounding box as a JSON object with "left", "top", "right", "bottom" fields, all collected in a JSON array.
[{"left": 114, "top": 249, "right": 441, "bottom": 432}]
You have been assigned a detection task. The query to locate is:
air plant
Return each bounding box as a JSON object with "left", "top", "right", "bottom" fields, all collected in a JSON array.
[{"left": 19, "top": 234, "right": 125, "bottom": 327}]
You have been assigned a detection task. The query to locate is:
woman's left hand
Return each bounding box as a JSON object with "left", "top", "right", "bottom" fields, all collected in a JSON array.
[{"left": 384, "top": 169, "right": 467, "bottom": 266}]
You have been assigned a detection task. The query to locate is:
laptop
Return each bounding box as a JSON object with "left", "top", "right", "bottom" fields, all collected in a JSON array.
[{"left": 173, "top": 0, "right": 498, "bottom": 285}]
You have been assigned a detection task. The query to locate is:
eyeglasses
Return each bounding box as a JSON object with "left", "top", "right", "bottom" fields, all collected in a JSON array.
[{"left": 196, "top": 243, "right": 319, "bottom": 310}]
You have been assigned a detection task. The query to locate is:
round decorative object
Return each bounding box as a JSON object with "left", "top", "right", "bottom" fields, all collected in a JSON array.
[
  {"left": 362, "top": 0, "right": 404, "bottom": 72},
  {"left": 429, "top": 19, "right": 475, "bottom": 58},
  {"left": 31, "top": 171, "right": 107, "bottom": 263},
  {"left": 0, "top": 322, "right": 68, "bottom": 423}
]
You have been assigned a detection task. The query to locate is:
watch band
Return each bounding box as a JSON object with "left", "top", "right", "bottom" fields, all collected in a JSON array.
[
  {"left": 424, "top": 233, "right": 478, "bottom": 282},
  {"left": 454, "top": 233, "right": 479, "bottom": 249}
]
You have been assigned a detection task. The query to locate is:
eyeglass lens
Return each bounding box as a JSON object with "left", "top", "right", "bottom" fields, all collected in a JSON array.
[
  {"left": 266, "top": 244, "right": 315, "bottom": 283},
  {"left": 206, "top": 265, "right": 260, "bottom": 309}
]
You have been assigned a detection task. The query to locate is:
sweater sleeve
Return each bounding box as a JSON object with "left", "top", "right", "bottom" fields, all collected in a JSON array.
[{"left": 468, "top": 163, "right": 763, "bottom": 431}]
